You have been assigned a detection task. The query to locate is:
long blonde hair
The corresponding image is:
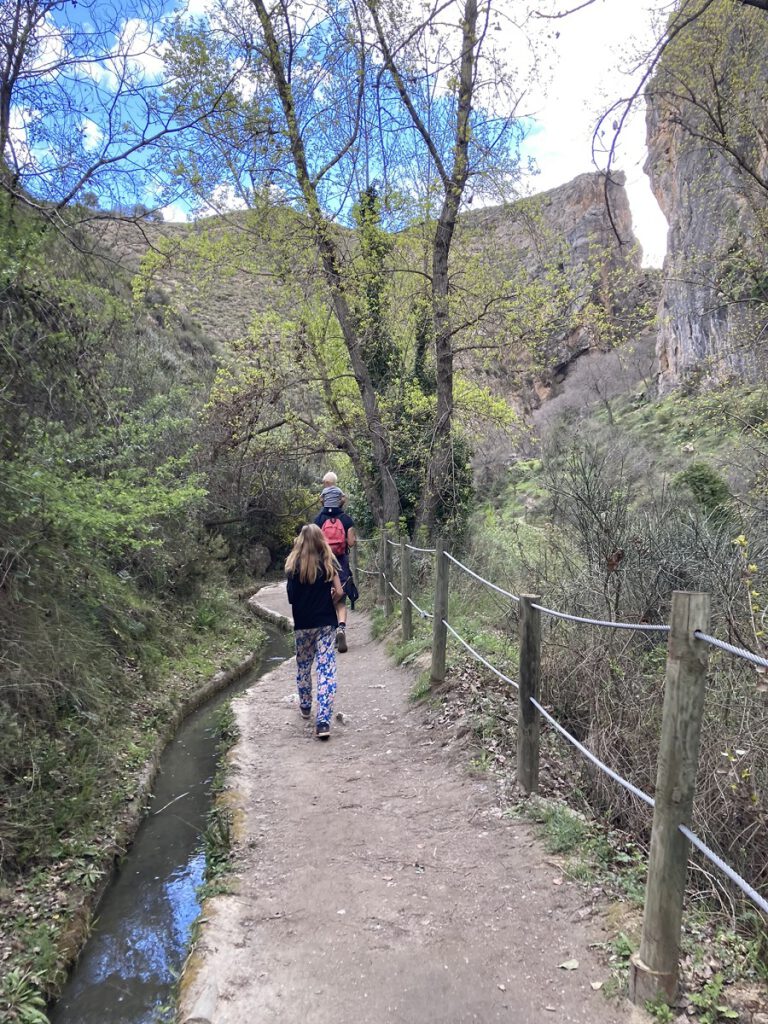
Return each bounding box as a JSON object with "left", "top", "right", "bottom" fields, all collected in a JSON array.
[{"left": 285, "top": 523, "right": 337, "bottom": 583}]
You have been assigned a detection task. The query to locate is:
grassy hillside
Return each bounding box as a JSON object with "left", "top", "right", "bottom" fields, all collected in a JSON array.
[{"left": 361, "top": 363, "right": 768, "bottom": 1010}]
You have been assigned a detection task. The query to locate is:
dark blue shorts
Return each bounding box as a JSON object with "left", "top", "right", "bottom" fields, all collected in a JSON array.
[{"left": 336, "top": 553, "right": 350, "bottom": 602}]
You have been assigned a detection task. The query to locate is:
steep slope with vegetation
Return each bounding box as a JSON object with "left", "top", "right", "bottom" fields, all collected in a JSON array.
[
  {"left": 363, "top": 373, "right": 768, "bottom": 1013},
  {"left": 0, "top": 200, "right": 270, "bottom": 1016},
  {"left": 115, "top": 172, "right": 651, "bottom": 543},
  {"left": 491, "top": 381, "right": 768, "bottom": 905}
]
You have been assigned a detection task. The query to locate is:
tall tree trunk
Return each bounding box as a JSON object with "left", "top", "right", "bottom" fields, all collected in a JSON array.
[
  {"left": 422, "top": 0, "right": 478, "bottom": 534},
  {"left": 252, "top": 0, "right": 400, "bottom": 527},
  {"left": 369, "top": 0, "right": 478, "bottom": 534}
]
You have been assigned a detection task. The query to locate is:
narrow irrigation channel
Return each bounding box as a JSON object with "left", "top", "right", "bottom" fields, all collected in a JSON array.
[{"left": 50, "top": 626, "right": 292, "bottom": 1024}]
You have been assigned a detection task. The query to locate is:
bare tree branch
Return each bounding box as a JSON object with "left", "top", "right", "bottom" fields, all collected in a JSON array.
[{"left": 531, "top": 0, "right": 599, "bottom": 18}]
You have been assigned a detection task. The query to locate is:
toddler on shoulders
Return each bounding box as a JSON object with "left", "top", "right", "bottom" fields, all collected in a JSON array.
[{"left": 320, "top": 471, "right": 346, "bottom": 511}]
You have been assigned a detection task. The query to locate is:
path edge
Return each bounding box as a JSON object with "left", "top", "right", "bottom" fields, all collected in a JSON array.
[
  {"left": 178, "top": 587, "right": 293, "bottom": 1024},
  {"left": 248, "top": 589, "right": 293, "bottom": 632}
]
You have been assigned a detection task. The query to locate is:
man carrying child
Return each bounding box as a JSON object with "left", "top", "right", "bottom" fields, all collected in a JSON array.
[{"left": 314, "top": 472, "right": 356, "bottom": 653}]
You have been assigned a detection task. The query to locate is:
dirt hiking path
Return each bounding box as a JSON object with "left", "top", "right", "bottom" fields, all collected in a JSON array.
[{"left": 179, "top": 584, "right": 640, "bottom": 1024}]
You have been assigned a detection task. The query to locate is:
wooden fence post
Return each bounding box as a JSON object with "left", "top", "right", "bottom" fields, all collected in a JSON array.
[
  {"left": 517, "top": 594, "right": 541, "bottom": 795},
  {"left": 378, "top": 531, "right": 386, "bottom": 603},
  {"left": 383, "top": 532, "right": 393, "bottom": 617},
  {"left": 430, "top": 537, "right": 449, "bottom": 685},
  {"left": 401, "top": 537, "right": 412, "bottom": 643},
  {"left": 630, "top": 591, "right": 711, "bottom": 1006}
]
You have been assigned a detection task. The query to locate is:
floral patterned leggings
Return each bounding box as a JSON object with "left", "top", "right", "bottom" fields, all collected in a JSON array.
[{"left": 295, "top": 625, "right": 337, "bottom": 725}]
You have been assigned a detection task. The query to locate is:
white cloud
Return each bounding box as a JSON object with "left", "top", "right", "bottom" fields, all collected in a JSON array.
[
  {"left": 91, "top": 16, "right": 166, "bottom": 90},
  {"left": 30, "top": 16, "right": 67, "bottom": 72},
  {"left": 234, "top": 74, "right": 259, "bottom": 104},
  {"left": 81, "top": 118, "right": 104, "bottom": 152},
  {"left": 174, "top": 0, "right": 248, "bottom": 32},
  {"left": 160, "top": 202, "right": 190, "bottom": 222},
  {"left": 180, "top": 0, "right": 214, "bottom": 18},
  {"left": 521, "top": 0, "right": 670, "bottom": 266},
  {"left": 6, "top": 107, "right": 40, "bottom": 169},
  {"left": 117, "top": 17, "right": 165, "bottom": 79},
  {"left": 199, "top": 183, "right": 248, "bottom": 216}
]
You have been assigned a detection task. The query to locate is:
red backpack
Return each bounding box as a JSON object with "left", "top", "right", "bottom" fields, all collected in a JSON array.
[{"left": 321, "top": 516, "right": 347, "bottom": 556}]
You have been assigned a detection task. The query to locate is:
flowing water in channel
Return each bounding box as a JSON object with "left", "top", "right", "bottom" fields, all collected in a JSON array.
[{"left": 50, "top": 627, "right": 292, "bottom": 1024}]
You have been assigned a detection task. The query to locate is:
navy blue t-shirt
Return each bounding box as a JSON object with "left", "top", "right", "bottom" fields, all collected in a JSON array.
[
  {"left": 286, "top": 565, "right": 338, "bottom": 630},
  {"left": 315, "top": 509, "right": 354, "bottom": 583}
]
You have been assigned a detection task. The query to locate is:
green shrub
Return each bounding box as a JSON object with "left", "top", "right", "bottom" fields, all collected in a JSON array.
[{"left": 674, "top": 461, "right": 732, "bottom": 517}]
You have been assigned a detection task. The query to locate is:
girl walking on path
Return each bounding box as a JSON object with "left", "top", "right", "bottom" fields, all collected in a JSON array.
[{"left": 285, "top": 524, "right": 344, "bottom": 740}]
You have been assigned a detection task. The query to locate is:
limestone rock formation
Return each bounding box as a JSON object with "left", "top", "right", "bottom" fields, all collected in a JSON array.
[
  {"left": 645, "top": 0, "right": 768, "bottom": 390},
  {"left": 460, "top": 171, "right": 653, "bottom": 405},
  {"left": 465, "top": 169, "right": 637, "bottom": 263},
  {"left": 99, "top": 171, "right": 651, "bottom": 409}
]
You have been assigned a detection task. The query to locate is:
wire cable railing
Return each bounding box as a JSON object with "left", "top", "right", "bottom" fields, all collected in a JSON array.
[
  {"left": 530, "top": 694, "right": 768, "bottom": 914},
  {"left": 444, "top": 552, "right": 520, "bottom": 602},
  {"left": 694, "top": 631, "right": 768, "bottom": 670},
  {"left": 530, "top": 603, "right": 671, "bottom": 632},
  {"left": 443, "top": 619, "right": 518, "bottom": 690},
  {"left": 440, "top": 612, "right": 767, "bottom": 916},
  {"left": 442, "top": 614, "right": 767, "bottom": 916},
  {"left": 354, "top": 532, "right": 767, "bottom": 931},
  {"left": 363, "top": 540, "right": 668, "bottom": 633},
  {"left": 358, "top": 539, "right": 768, "bottom": 659},
  {"left": 529, "top": 697, "right": 655, "bottom": 808},
  {"left": 442, "top": 550, "right": 668, "bottom": 631},
  {"left": 679, "top": 825, "right": 768, "bottom": 915},
  {"left": 407, "top": 595, "right": 433, "bottom": 620}
]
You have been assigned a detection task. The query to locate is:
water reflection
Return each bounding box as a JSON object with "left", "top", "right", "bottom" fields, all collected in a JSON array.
[
  {"left": 51, "top": 630, "right": 291, "bottom": 1024},
  {"left": 52, "top": 840, "right": 206, "bottom": 1023}
]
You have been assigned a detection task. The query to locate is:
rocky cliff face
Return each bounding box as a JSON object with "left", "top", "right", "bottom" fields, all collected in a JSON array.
[
  {"left": 464, "top": 170, "right": 638, "bottom": 281},
  {"left": 460, "top": 171, "right": 654, "bottom": 405},
  {"left": 645, "top": 0, "right": 768, "bottom": 390},
  {"left": 100, "top": 171, "right": 651, "bottom": 408}
]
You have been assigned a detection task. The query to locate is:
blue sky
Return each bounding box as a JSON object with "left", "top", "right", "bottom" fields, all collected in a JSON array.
[
  {"left": 167, "top": 0, "right": 671, "bottom": 265},
  {"left": 36, "top": 0, "right": 668, "bottom": 265}
]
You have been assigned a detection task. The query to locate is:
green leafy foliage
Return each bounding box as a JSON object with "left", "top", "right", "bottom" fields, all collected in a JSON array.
[
  {"left": 0, "top": 205, "right": 231, "bottom": 890},
  {"left": 674, "top": 461, "right": 732, "bottom": 519},
  {"left": 0, "top": 969, "right": 49, "bottom": 1024},
  {"left": 689, "top": 974, "right": 740, "bottom": 1023},
  {"left": 645, "top": 996, "right": 677, "bottom": 1023}
]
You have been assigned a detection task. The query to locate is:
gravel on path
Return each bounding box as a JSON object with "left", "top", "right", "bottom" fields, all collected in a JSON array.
[{"left": 179, "top": 583, "right": 641, "bottom": 1024}]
